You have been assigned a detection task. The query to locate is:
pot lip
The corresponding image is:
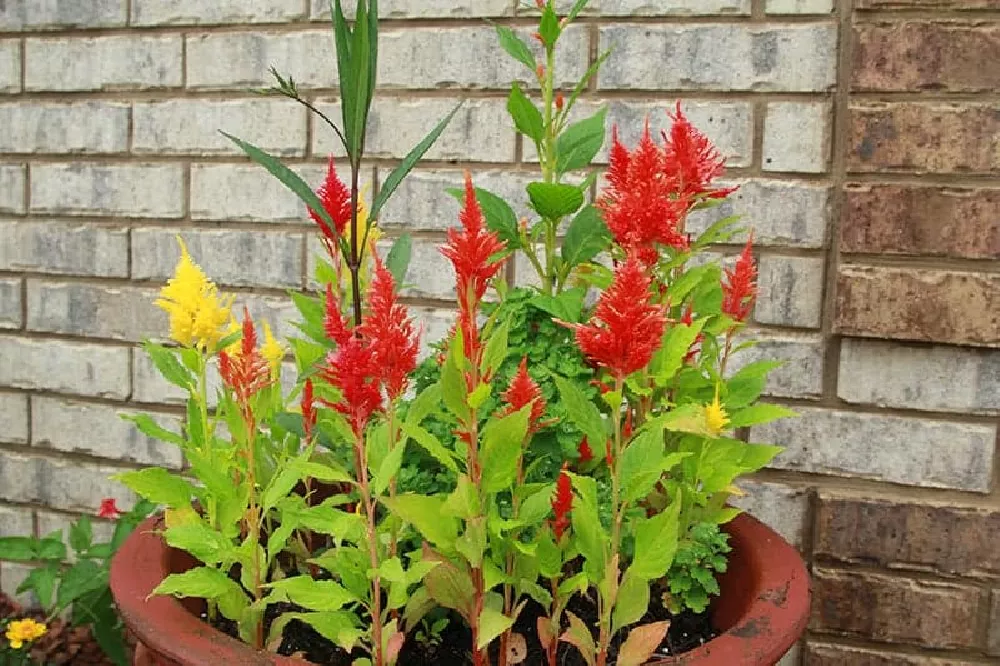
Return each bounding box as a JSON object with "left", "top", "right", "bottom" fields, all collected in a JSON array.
[{"left": 112, "top": 513, "right": 808, "bottom": 666}]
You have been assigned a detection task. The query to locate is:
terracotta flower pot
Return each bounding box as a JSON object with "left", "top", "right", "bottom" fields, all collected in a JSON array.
[{"left": 111, "top": 513, "right": 808, "bottom": 666}]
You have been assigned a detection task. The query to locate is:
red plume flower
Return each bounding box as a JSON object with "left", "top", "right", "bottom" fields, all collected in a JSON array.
[
  {"left": 319, "top": 337, "right": 383, "bottom": 439},
  {"left": 219, "top": 307, "right": 273, "bottom": 407},
  {"left": 501, "top": 357, "right": 547, "bottom": 433},
  {"left": 359, "top": 255, "right": 419, "bottom": 401},
  {"left": 97, "top": 498, "right": 121, "bottom": 519},
  {"left": 551, "top": 465, "right": 573, "bottom": 541},
  {"left": 561, "top": 254, "right": 667, "bottom": 381},
  {"left": 324, "top": 283, "right": 351, "bottom": 347},
  {"left": 577, "top": 437, "right": 594, "bottom": 463},
  {"left": 663, "top": 102, "right": 737, "bottom": 201},
  {"left": 722, "top": 234, "right": 758, "bottom": 323},
  {"left": 302, "top": 378, "right": 317, "bottom": 439},
  {"left": 309, "top": 157, "right": 353, "bottom": 257}
]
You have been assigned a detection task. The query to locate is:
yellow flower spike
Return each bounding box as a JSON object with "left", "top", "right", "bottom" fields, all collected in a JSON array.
[
  {"left": 155, "top": 237, "right": 233, "bottom": 351},
  {"left": 261, "top": 321, "right": 285, "bottom": 374},
  {"left": 704, "top": 387, "right": 729, "bottom": 436},
  {"left": 5, "top": 618, "right": 47, "bottom": 650}
]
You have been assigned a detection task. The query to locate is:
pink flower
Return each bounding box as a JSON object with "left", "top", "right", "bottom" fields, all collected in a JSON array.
[{"left": 98, "top": 498, "right": 121, "bottom": 519}]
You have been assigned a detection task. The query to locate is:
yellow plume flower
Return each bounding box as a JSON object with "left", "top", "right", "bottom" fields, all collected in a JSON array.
[
  {"left": 704, "top": 389, "right": 729, "bottom": 436},
  {"left": 5, "top": 618, "right": 47, "bottom": 649},
  {"left": 261, "top": 321, "right": 285, "bottom": 373},
  {"left": 155, "top": 238, "right": 234, "bottom": 351}
]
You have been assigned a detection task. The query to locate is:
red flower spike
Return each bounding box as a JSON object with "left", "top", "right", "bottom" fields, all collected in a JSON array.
[
  {"left": 551, "top": 465, "right": 573, "bottom": 541},
  {"left": 722, "top": 233, "right": 758, "bottom": 323},
  {"left": 308, "top": 156, "right": 353, "bottom": 243},
  {"left": 663, "top": 103, "right": 738, "bottom": 201},
  {"left": 359, "top": 255, "right": 420, "bottom": 401},
  {"left": 623, "top": 409, "right": 634, "bottom": 439},
  {"left": 324, "top": 283, "right": 352, "bottom": 347},
  {"left": 561, "top": 254, "right": 667, "bottom": 381},
  {"left": 302, "top": 378, "right": 317, "bottom": 439},
  {"left": 577, "top": 437, "right": 594, "bottom": 463},
  {"left": 98, "top": 498, "right": 121, "bottom": 519},
  {"left": 219, "top": 307, "right": 273, "bottom": 406},
  {"left": 319, "top": 337, "right": 383, "bottom": 438},
  {"left": 501, "top": 357, "right": 547, "bottom": 432}
]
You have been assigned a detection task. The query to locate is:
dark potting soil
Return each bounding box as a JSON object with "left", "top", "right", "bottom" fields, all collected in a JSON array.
[{"left": 209, "top": 588, "right": 716, "bottom": 665}]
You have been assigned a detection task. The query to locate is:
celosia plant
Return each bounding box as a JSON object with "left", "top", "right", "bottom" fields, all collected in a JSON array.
[{"left": 113, "top": 1, "right": 796, "bottom": 665}]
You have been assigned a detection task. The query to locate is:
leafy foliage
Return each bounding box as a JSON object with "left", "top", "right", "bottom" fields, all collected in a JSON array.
[{"left": 665, "top": 522, "right": 732, "bottom": 614}]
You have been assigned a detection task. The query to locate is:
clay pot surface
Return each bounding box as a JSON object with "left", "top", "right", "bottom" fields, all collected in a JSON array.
[{"left": 112, "top": 513, "right": 808, "bottom": 666}]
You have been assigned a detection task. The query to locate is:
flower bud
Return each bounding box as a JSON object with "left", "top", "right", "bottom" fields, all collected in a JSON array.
[
  {"left": 555, "top": 92, "right": 565, "bottom": 111},
  {"left": 536, "top": 63, "right": 546, "bottom": 80}
]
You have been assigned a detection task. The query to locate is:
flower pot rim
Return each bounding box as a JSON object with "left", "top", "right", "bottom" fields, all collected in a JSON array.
[{"left": 111, "top": 512, "right": 808, "bottom": 666}]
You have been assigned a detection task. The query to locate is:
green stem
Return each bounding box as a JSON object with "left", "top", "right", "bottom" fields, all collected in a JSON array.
[{"left": 598, "top": 376, "right": 626, "bottom": 666}]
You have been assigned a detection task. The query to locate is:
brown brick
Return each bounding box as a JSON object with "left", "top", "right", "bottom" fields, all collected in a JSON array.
[
  {"left": 848, "top": 103, "right": 1000, "bottom": 174},
  {"left": 815, "top": 494, "right": 1000, "bottom": 576},
  {"left": 856, "top": 0, "right": 1000, "bottom": 8},
  {"left": 840, "top": 184, "right": 1000, "bottom": 260},
  {"left": 811, "top": 568, "right": 981, "bottom": 649},
  {"left": 990, "top": 589, "right": 1000, "bottom": 656},
  {"left": 807, "top": 642, "right": 981, "bottom": 666},
  {"left": 853, "top": 22, "right": 1000, "bottom": 93},
  {"left": 834, "top": 266, "right": 1000, "bottom": 347}
]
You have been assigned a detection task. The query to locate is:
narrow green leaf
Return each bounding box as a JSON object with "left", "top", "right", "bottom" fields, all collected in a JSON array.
[
  {"left": 479, "top": 318, "right": 510, "bottom": 379},
  {"left": 373, "top": 439, "right": 406, "bottom": 496},
  {"left": 18, "top": 566, "right": 57, "bottom": 609},
  {"left": 527, "top": 182, "right": 585, "bottom": 220},
  {"left": 69, "top": 516, "right": 93, "bottom": 554},
  {"left": 560, "top": 611, "right": 597, "bottom": 666},
  {"left": 266, "top": 576, "right": 357, "bottom": 612},
  {"left": 494, "top": 25, "right": 536, "bottom": 72},
  {"left": 405, "top": 382, "right": 442, "bottom": 426},
  {"left": 619, "top": 428, "right": 665, "bottom": 505},
  {"left": 530, "top": 287, "right": 587, "bottom": 322},
  {"left": 370, "top": 103, "right": 463, "bottom": 221},
  {"left": 727, "top": 403, "right": 797, "bottom": 430},
  {"left": 55, "top": 560, "right": 104, "bottom": 611},
  {"left": 537, "top": 4, "right": 561, "bottom": 47},
  {"left": 163, "top": 522, "right": 233, "bottom": 565},
  {"left": 567, "top": 0, "right": 590, "bottom": 22},
  {"left": 650, "top": 318, "right": 706, "bottom": 388},
  {"left": 142, "top": 342, "right": 192, "bottom": 392},
  {"left": 441, "top": 330, "right": 468, "bottom": 419},
  {"left": 564, "top": 49, "right": 610, "bottom": 118},
  {"left": 480, "top": 406, "right": 531, "bottom": 494},
  {"left": 153, "top": 566, "right": 244, "bottom": 601},
  {"left": 400, "top": 421, "right": 459, "bottom": 473},
  {"left": 122, "top": 414, "right": 184, "bottom": 447},
  {"left": 385, "top": 234, "right": 412, "bottom": 286},
  {"left": 555, "top": 108, "right": 606, "bottom": 173},
  {"left": 561, "top": 205, "right": 610, "bottom": 268},
  {"left": 507, "top": 83, "right": 544, "bottom": 144},
  {"left": 478, "top": 608, "right": 514, "bottom": 650}
]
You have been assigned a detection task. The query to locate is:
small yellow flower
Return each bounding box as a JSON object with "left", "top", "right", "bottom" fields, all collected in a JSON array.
[
  {"left": 155, "top": 238, "right": 234, "bottom": 351},
  {"left": 261, "top": 321, "right": 285, "bottom": 373},
  {"left": 5, "top": 618, "right": 47, "bottom": 650},
  {"left": 704, "top": 390, "right": 729, "bottom": 436}
]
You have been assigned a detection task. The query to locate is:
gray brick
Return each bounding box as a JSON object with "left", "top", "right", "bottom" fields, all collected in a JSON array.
[
  {"left": 0, "top": 337, "right": 130, "bottom": 400},
  {"left": 729, "top": 332, "right": 825, "bottom": 399},
  {"left": 25, "top": 36, "right": 182, "bottom": 92},
  {"left": 764, "top": 102, "right": 833, "bottom": 173},
  {"left": 32, "top": 398, "right": 183, "bottom": 469},
  {"left": 378, "top": 168, "right": 536, "bottom": 232},
  {"left": 133, "top": 0, "right": 305, "bottom": 25},
  {"left": 313, "top": 98, "right": 514, "bottom": 163},
  {"left": 0, "top": 164, "right": 25, "bottom": 214},
  {"left": 754, "top": 407, "right": 996, "bottom": 493},
  {"left": 0, "top": 562, "right": 36, "bottom": 605},
  {"left": 839, "top": 339, "right": 1000, "bottom": 415},
  {"left": 598, "top": 24, "right": 837, "bottom": 92},
  {"left": 26, "top": 281, "right": 160, "bottom": 342},
  {"left": 555, "top": 0, "right": 750, "bottom": 13},
  {"left": 0, "top": 40, "right": 19, "bottom": 93},
  {"left": 0, "top": 279, "right": 21, "bottom": 330},
  {"left": 0, "top": 0, "right": 126, "bottom": 30},
  {"left": 132, "top": 228, "right": 304, "bottom": 289},
  {"left": 0, "top": 102, "right": 128, "bottom": 154},
  {"left": 377, "top": 26, "right": 587, "bottom": 90},
  {"left": 767, "top": 0, "right": 833, "bottom": 13},
  {"left": 731, "top": 480, "right": 809, "bottom": 547},
  {"left": 0, "top": 221, "right": 129, "bottom": 277},
  {"left": 0, "top": 392, "right": 28, "bottom": 445},
  {"left": 0, "top": 505, "right": 33, "bottom": 538},
  {"left": 754, "top": 255, "right": 825, "bottom": 328},
  {"left": 311, "top": 0, "right": 513, "bottom": 19},
  {"left": 187, "top": 31, "right": 334, "bottom": 89},
  {"left": 687, "top": 180, "right": 830, "bottom": 249},
  {"left": 191, "top": 164, "right": 327, "bottom": 223},
  {"left": 31, "top": 164, "right": 184, "bottom": 219},
  {"left": 133, "top": 99, "right": 306, "bottom": 157},
  {"left": 386, "top": 238, "right": 456, "bottom": 301},
  {"left": 0, "top": 452, "right": 136, "bottom": 513},
  {"left": 410, "top": 307, "right": 458, "bottom": 360}
]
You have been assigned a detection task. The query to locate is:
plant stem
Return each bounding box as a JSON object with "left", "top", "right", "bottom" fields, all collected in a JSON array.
[
  {"left": 244, "top": 410, "right": 264, "bottom": 650},
  {"left": 355, "top": 436, "right": 385, "bottom": 666},
  {"left": 597, "top": 376, "right": 626, "bottom": 666},
  {"left": 348, "top": 161, "right": 364, "bottom": 328}
]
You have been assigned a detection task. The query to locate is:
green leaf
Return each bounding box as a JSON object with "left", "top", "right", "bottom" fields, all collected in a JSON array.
[
  {"left": 727, "top": 403, "right": 797, "bottom": 429},
  {"left": 441, "top": 330, "right": 468, "bottom": 419},
  {"left": 222, "top": 132, "right": 337, "bottom": 234},
  {"left": 570, "top": 495, "right": 605, "bottom": 572},
  {"left": 494, "top": 25, "right": 536, "bottom": 72},
  {"left": 519, "top": 483, "right": 555, "bottom": 526},
  {"left": 371, "top": 103, "right": 463, "bottom": 221},
  {"left": 612, "top": 568, "right": 649, "bottom": 634},
  {"left": 448, "top": 185, "right": 521, "bottom": 248},
  {"left": 480, "top": 318, "right": 510, "bottom": 379},
  {"left": 738, "top": 443, "right": 783, "bottom": 474},
  {"left": 554, "top": 376, "right": 605, "bottom": 447},
  {"left": 164, "top": 522, "right": 234, "bottom": 565},
  {"left": 276, "top": 612, "right": 362, "bottom": 653},
  {"left": 530, "top": 287, "right": 587, "bottom": 322},
  {"left": 537, "top": 3, "right": 561, "bottom": 47},
  {"left": 527, "top": 182, "right": 585, "bottom": 220},
  {"left": 36, "top": 535, "right": 67, "bottom": 561},
  {"left": 153, "top": 566, "right": 244, "bottom": 601},
  {"left": 456, "top": 518, "right": 487, "bottom": 568},
  {"left": 385, "top": 234, "right": 412, "bottom": 286},
  {"left": 650, "top": 319, "right": 706, "bottom": 388},
  {"left": 143, "top": 342, "right": 193, "bottom": 392},
  {"left": 561, "top": 206, "right": 611, "bottom": 268},
  {"left": 122, "top": 413, "right": 184, "bottom": 448},
  {"left": 443, "top": 475, "right": 480, "bottom": 519},
  {"left": 55, "top": 560, "right": 104, "bottom": 611},
  {"left": 480, "top": 407, "right": 531, "bottom": 494},
  {"left": 564, "top": 49, "right": 610, "bottom": 119},
  {"left": 507, "top": 83, "right": 544, "bottom": 145},
  {"left": 266, "top": 576, "right": 357, "bottom": 612},
  {"left": 0, "top": 536, "right": 37, "bottom": 561},
  {"left": 406, "top": 383, "right": 442, "bottom": 426},
  {"left": 401, "top": 421, "right": 460, "bottom": 473},
  {"left": 616, "top": 621, "right": 671, "bottom": 666},
  {"left": 423, "top": 554, "right": 475, "bottom": 622},
  {"left": 478, "top": 608, "right": 514, "bottom": 650},
  {"left": 631, "top": 498, "right": 680, "bottom": 580},
  {"left": 726, "top": 360, "right": 783, "bottom": 409},
  {"left": 18, "top": 565, "right": 57, "bottom": 610},
  {"left": 382, "top": 495, "right": 459, "bottom": 552},
  {"left": 114, "top": 468, "right": 195, "bottom": 509},
  {"left": 567, "top": 0, "right": 590, "bottom": 22},
  {"left": 342, "top": 0, "right": 374, "bottom": 161},
  {"left": 555, "top": 108, "right": 606, "bottom": 173},
  {"left": 619, "top": 428, "right": 665, "bottom": 505},
  {"left": 373, "top": 439, "right": 406, "bottom": 496},
  {"left": 560, "top": 611, "right": 597, "bottom": 666}
]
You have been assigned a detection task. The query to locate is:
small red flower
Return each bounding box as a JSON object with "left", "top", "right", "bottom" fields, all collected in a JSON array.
[
  {"left": 319, "top": 336, "right": 383, "bottom": 438},
  {"left": 308, "top": 157, "right": 353, "bottom": 251},
  {"left": 501, "top": 357, "right": 547, "bottom": 432},
  {"left": 561, "top": 254, "right": 667, "bottom": 380},
  {"left": 98, "top": 498, "right": 121, "bottom": 519},
  {"left": 219, "top": 308, "right": 273, "bottom": 406},
  {"left": 623, "top": 409, "right": 634, "bottom": 440},
  {"left": 722, "top": 234, "right": 758, "bottom": 323},
  {"left": 551, "top": 465, "right": 573, "bottom": 541},
  {"left": 359, "top": 255, "right": 419, "bottom": 401},
  {"left": 662, "top": 102, "right": 738, "bottom": 202},
  {"left": 681, "top": 303, "right": 704, "bottom": 364},
  {"left": 577, "top": 437, "right": 594, "bottom": 463},
  {"left": 555, "top": 92, "right": 565, "bottom": 111},
  {"left": 302, "top": 378, "right": 317, "bottom": 439},
  {"left": 324, "top": 283, "right": 351, "bottom": 347}
]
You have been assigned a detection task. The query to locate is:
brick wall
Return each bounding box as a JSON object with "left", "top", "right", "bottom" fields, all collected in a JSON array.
[{"left": 0, "top": 1, "right": 996, "bottom": 663}]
